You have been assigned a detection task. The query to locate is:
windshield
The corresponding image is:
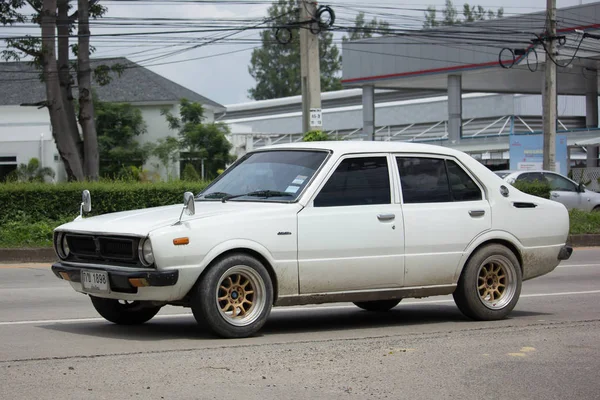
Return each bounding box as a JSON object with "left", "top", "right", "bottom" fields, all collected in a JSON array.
[
  {"left": 494, "top": 171, "right": 511, "bottom": 179},
  {"left": 198, "top": 150, "right": 329, "bottom": 202}
]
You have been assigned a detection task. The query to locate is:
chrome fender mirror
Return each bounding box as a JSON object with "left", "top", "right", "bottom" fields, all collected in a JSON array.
[
  {"left": 175, "top": 191, "right": 195, "bottom": 225},
  {"left": 75, "top": 190, "right": 92, "bottom": 220}
]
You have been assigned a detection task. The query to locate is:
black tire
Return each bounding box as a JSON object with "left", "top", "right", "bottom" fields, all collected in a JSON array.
[
  {"left": 90, "top": 296, "right": 161, "bottom": 325},
  {"left": 353, "top": 299, "right": 401, "bottom": 312},
  {"left": 191, "top": 253, "right": 273, "bottom": 339},
  {"left": 453, "top": 244, "right": 522, "bottom": 321}
]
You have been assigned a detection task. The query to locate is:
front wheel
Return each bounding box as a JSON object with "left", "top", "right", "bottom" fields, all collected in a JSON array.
[
  {"left": 90, "top": 296, "right": 161, "bottom": 325},
  {"left": 453, "top": 244, "right": 522, "bottom": 321},
  {"left": 191, "top": 254, "right": 273, "bottom": 339},
  {"left": 353, "top": 299, "right": 401, "bottom": 312}
]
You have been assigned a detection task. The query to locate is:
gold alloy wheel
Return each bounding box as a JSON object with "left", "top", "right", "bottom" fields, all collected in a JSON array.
[
  {"left": 216, "top": 265, "right": 266, "bottom": 327},
  {"left": 477, "top": 256, "right": 517, "bottom": 310}
]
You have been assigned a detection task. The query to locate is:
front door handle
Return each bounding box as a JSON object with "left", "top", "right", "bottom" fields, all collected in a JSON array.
[
  {"left": 377, "top": 213, "right": 395, "bottom": 221},
  {"left": 469, "top": 210, "right": 485, "bottom": 217}
]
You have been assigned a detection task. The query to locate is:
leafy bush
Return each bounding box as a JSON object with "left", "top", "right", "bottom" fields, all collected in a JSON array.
[
  {"left": 511, "top": 180, "right": 551, "bottom": 199},
  {"left": 0, "top": 180, "right": 209, "bottom": 223},
  {"left": 302, "top": 130, "right": 341, "bottom": 142},
  {"left": 182, "top": 163, "right": 201, "bottom": 181}
]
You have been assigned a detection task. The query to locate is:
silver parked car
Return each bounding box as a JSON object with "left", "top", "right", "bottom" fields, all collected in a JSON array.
[{"left": 495, "top": 169, "right": 600, "bottom": 211}]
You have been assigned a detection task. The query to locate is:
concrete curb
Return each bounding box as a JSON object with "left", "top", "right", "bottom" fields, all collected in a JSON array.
[
  {"left": 567, "top": 234, "right": 600, "bottom": 248},
  {"left": 0, "top": 248, "right": 56, "bottom": 263},
  {"left": 2, "top": 234, "right": 600, "bottom": 263}
]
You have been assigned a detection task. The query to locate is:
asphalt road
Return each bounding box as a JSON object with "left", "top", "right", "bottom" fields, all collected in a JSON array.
[{"left": 0, "top": 249, "right": 599, "bottom": 400}]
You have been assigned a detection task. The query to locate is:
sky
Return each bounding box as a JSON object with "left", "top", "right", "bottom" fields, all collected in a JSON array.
[{"left": 0, "top": 0, "right": 596, "bottom": 106}]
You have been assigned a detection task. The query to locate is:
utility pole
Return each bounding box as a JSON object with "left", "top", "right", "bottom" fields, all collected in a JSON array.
[
  {"left": 298, "top": 0, "right": 322, "bottom": 133},
  {"left": 543, "top": 0, "right": 557, "bottom": 172}
]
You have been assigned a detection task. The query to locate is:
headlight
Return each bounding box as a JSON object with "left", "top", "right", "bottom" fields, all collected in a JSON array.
[
  {"left": 139, "top": 238, "right": 154, "bottom": 266},
  {"left": 55, "top": 232, "right": 70, "bottom": 260}
]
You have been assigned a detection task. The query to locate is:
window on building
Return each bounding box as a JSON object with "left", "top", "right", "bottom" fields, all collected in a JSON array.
[
  {"left": 0, "top": 156, "right": 17, "bottom": 182},
  {"left": 314, "top": 157, "right": 391, "bottom": 207}
]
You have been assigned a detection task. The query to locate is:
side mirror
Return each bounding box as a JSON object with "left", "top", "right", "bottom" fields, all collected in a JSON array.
[
  {"left": 175, "top": 191, "right": 195, "bottom": 225},
  {"left": 82, "top": 190, "right": 92, "bottom": 213},
  {"left": 183, "top": 191, "right": 195, "bottom": 216},
  {"left": 578, "top": 183, "right": 586, "bottom": 193},
  {"left": 75, "top": 190, "right": 91, "bottom": 220}
]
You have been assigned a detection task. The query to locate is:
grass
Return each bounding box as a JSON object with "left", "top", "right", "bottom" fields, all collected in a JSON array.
[
  {"left": 568, "top": 209, "right": 600, "bottom": 235},
  {"left": 0, "top": 213, "right": 73, "bottom": 248}
]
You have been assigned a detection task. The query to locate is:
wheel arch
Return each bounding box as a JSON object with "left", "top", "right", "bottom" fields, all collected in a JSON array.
[
  {"left": 190, "top": 241, "right": 280, "bottom": 304},
  {"left": 454, "top": 233, "right": 524, "bottom": 283}
]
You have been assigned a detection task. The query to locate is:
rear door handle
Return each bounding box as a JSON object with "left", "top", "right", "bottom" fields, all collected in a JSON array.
[
  {"left": 377, "top": 213, "right": 395, "bottom": 221},
  {"left": 469, "top": 210, "right": 485, "bottom": 217}
]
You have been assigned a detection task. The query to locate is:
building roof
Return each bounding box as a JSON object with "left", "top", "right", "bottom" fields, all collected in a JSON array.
[{"left": 0, "top": 57, "right": 224, "bottom": 110}]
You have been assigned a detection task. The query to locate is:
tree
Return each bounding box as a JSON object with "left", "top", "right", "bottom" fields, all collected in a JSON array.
[
  {"left": 152, "top": 136, "right": 180, "bottom": 180},
  {"left": 248, "top": 0, "right": 342, "bottom": 100},
  {"left": 8, "top": 158, "right": 55, "bottom": 182},
  {"left": 342, "top": 11, "right": 390, "bottom": 41},
  {"left": 1, "top": 0, "right": 121, "bottom": 181},
  {"left": 163, "top": 99, "right": 236, "bottom": 180},
  {"left": 94, "top": 99, "right": 153, "bottom": 179},
  {"left": 423, "top": 0, "right": 503, "bottom": 29}
]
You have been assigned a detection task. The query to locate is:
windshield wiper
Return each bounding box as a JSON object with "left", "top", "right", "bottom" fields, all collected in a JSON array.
[
  {"left": 222, "top": 190, "right": 293, "bottom": 202},
  {"left": 200, "top": 191, "right": 232, "bottom": 200}
]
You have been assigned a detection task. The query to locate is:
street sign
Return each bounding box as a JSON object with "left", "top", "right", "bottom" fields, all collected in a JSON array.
[{"left": 309, "top": 108, "right": 323, "bottom": 128}]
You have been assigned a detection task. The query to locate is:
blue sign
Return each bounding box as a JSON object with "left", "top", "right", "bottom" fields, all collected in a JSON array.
[{"left": 509, "top": 134, "right": 568, "bottom": 176}]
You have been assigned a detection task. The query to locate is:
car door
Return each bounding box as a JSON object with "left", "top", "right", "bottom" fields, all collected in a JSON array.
[
  {"left": 395, "top": 155, "right": 491, "bottom": 287},
  {"left": 297, "top": 154, "right": 405, "bottom": 294},
  {"left": 542, "top": 172, "right": 584, "bottom": 210}
]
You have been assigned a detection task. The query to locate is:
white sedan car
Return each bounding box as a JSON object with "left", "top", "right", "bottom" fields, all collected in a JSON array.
[
  {"left": 496, "top": 169, "right": 600, "bottom": 211},
  {"left": 52, "top": 141, "right": 572, "bottom": 338}
]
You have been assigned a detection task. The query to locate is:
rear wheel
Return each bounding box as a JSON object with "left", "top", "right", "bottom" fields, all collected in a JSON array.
[
  {"left": 191, "top": 254, "right": 273, "bottom": 338},
  {"left": 453, "top": 244, "right": 522, "bottom": 321},
  {"left": 353, "top": 299, "right": 401, "bottom": 312},
  {"left": 90, "top": 296, "right": 161, "bottom": 325}
]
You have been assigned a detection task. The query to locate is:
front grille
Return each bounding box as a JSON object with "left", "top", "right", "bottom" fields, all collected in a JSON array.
[{"left": 65, "top": 234, "right": 141, "bottom": 266}]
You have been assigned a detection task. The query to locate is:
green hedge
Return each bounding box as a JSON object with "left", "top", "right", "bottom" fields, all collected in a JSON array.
[
  {"left": 511, "top": 181, "right": 552, "bottom": 199},
  {"left": 0, "top": 181, "right": 209, "bottom": 223}
]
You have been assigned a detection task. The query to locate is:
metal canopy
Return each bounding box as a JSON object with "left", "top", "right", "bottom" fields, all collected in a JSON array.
[{"left": 341, "top": 2, "right": 600, "bottom": 97}]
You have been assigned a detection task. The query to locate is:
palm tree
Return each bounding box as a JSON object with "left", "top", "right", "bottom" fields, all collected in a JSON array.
[{"left": 9, "top": 158, "right": 55, "bottom": 183}]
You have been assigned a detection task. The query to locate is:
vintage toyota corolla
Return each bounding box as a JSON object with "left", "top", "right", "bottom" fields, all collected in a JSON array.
[{"left": 51, "top": 141, "right": 572, "bottom": 338}]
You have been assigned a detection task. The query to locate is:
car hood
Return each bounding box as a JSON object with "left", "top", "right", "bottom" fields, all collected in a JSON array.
[{"left": 55, "top": 201, "right": 298, "bottom": 236}]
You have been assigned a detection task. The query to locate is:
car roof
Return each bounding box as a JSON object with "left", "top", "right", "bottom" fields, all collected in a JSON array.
[{"left": 258, "top": 140, "right": 467, "bottom": 157}]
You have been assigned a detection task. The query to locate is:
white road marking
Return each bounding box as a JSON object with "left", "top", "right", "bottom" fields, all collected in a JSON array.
[
  {"left": 557, "top": 264, "right": 600, "bottom": 268},
  {"left": 0, "top": 289, "right": 599, "bottom": 327}
]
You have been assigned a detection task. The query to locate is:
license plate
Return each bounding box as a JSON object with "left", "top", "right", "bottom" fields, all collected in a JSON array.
[{"left": 81, "top": 270, "right": 110, "bottom": 292}]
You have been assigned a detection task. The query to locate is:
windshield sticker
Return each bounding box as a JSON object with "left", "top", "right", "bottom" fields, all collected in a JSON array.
[
  {"left": 292, "top": 175, "right": 307, "bottom": 185},
  {"left": 285, "top": 185, "right": 300, "bottom": 194}
]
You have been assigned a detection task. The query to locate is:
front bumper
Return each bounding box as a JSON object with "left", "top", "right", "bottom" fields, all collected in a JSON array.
[
  {"left": 51, "top": 262, "right": 179, "bottom": 294},
  {"left": 558, "top": 245, "right": 573, "bottom": 261}
]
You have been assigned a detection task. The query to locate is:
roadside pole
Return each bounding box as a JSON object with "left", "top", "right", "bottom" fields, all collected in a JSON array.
[
  {"left": 298, "top": 0, "right": 323, "bottom": 133},
  {"left": 543, "top": 0, "right": 557, "bottom": 172}
]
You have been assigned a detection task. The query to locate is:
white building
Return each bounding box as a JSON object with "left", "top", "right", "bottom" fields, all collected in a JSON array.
[{"left": 0, "top": 57, "right": 224, "bottom": 182}]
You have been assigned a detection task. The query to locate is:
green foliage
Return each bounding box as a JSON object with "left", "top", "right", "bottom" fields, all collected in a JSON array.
[
  {"left": 7, "top": 158, "right": 55, "bottom": 183},
  {"left": 342, "top": 11, "right": 390, "bottom": 41},
  {"left": 95, "top": 99, "right": 153, "bottom": 179},
  {"left": 569, "top": 209, "right": 600, "bottom": 235},
  {"left": 248, "top": 0, "right": 342, "bottom": 100},
  {"left": 511, "top": 180, "right": 552, "bottom": 199},
  {"left": 163, "top": 99, "right": 236, "bottom": 180},
  {"left": 0, "top": 181, "right": 210, "bottom": 225},
  {"left": 423, "top": 0, "right": 503, "bottom": 28},
  {"left": 182, "top": 163, "right": 201, "bottom": 181},
  {"left": 302, "top": 130, "right": 340, "bottom": 142},
  {"left": 152, "top": 136, "right": 180, "bottom": 179}
]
